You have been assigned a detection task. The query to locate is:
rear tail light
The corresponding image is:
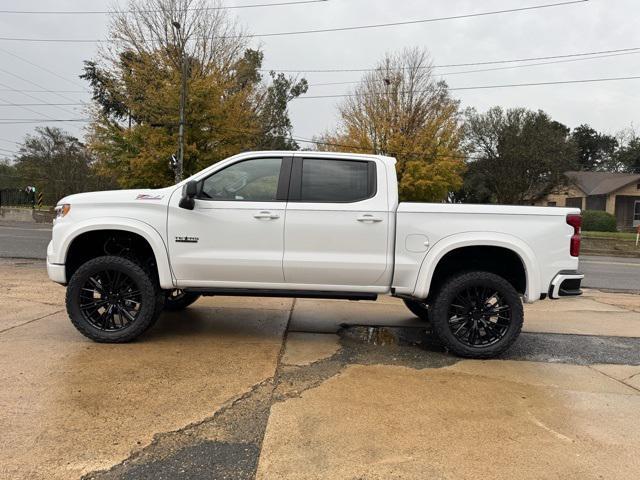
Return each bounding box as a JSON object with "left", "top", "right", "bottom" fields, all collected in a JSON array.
[{"left": 566, "top": 214, "right": 582, "bottom": 257}]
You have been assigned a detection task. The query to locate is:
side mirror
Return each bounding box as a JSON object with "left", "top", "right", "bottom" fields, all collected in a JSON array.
[{"left": 179, "top": 180, "right": 198, "bottom": 210}]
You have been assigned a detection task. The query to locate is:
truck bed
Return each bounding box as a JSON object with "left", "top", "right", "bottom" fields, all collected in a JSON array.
[{"left": 393, "top": 202, "right": 581, "bottom": 302}]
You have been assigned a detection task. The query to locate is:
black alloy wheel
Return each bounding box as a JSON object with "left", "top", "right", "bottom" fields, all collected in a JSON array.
[
  {"left": 79, "top": 270, "right": 142, "bottom": 331},
  {"left": 430, "top": 271, "right": 524, "bottom": 358},
  {"left": 66, "top": 256, "right": 160, "bottom": 342},
  {"left": 447, "top": 286, "right": 511, "bottom": 348}
]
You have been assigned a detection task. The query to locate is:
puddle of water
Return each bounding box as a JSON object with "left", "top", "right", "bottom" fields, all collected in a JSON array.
[{"left": 340, "top": 325, "right": 436, "bottom": 349}]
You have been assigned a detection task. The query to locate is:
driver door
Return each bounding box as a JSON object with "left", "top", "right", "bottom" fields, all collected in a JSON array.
[{"left": 168, "top": 156, "right": 291, "bottom": 286}]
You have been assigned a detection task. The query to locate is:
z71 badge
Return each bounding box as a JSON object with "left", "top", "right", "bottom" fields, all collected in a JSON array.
[{"left": 175, "top": 236, "right": 199, "bottom": 243}]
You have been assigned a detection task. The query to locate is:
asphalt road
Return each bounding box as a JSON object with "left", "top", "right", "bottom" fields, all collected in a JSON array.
[
  {"left": 579, "top": 255, "right": 640, "bottom": 292},
  {"left": 0, "top": 221, "right": 51, "bottom": 259},
  {"left": 1, "top": 221, "right": 639, "bottom": 292}
]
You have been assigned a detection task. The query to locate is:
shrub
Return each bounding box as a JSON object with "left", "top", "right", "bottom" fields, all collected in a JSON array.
[{"left": 582, "top": 210, "right": 617, "bottom": 232}]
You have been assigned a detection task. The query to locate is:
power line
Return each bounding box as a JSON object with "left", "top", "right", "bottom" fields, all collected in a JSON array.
[
  {"left": 450, "top": 75, "right": 640, "bottom": 91},
  {"left": 0, "top": 88, "right": 87, "bottom": 94},
  {"left": 291, "top": 136, "right": 483, "bottom": 160},
  {"left": 295, "top": 75, "right": 640, "bottom": 99},
  {"left": 0, "top": 103, "right": 85, "bottom": 106},
  {"left": 0, "top": 67, "right": 82, "bottom": 115},
  {"left": 0, "top": 0, "right": 589, "bottom": 43},
  {"left": 266, "top": 46, "right": 640, "bottom": 74},
  {"left": 0, "top": 119, "right": 89, "bottom": 124},
  {"left": 307, "top": 50, "right": 640, "bottom": 88},
  {"left": 0, "top": 90, "right": 58, "bottom": 120},
  {"left": 0, "top": 0, "right": 328, "bottom": 15},
  {"left": 436, "top": 51, "right": 640, "bottom": 77},
  {"left": 196, "top": 123, "right": 480, "bottom": 161},
  {"left": 245, "top": 0, "right": 589, "bottom": 38},
  {"left": 0, "top": 48, "right": 88, "bottom": 91}
]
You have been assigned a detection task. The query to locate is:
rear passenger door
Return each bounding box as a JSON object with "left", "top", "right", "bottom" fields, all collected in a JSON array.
[{"left": 283, "top": 156, "right": 391, "bottom": 288}]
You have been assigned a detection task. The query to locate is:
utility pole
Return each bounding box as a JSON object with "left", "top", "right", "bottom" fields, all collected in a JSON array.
[{"left": 173, "top": 21, "right": 186, "bottom": 183}]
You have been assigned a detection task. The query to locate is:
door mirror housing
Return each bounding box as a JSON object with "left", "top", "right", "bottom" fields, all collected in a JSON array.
[{"left": 179, "top": 180, "right": 198, "bottom": 210}]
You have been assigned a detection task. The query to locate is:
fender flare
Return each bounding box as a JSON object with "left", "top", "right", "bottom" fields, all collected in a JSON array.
[
  {"left": 412, "top": 232, "right": 540, "bottom": 303},
  {"left": 57, "top": 217, "right": 175, "bottom": 290}
]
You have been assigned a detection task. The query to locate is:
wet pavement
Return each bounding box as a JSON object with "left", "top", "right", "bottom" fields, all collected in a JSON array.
[{"left": 2, "top": 258, "right": 640, "bottom": 479}]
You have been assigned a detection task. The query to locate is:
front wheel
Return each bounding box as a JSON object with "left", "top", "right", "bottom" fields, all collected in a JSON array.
[
  {"left": 430, "top": 271, "right": 523, "bottom": 359},
  {"left": 164, "top": 290, "right": 201, "bottom": 311},
  {"left": 66, "top": 256, "right": 161, "bottom": 343}
]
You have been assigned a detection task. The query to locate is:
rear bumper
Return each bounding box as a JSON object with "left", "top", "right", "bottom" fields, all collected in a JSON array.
[{"left": 549, "top": 270, "right": 584, "bottom": 299}]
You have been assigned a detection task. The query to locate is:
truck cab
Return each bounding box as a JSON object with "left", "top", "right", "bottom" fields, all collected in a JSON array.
[{"left": 167, "top": 152, "right": 395, "bottom": 295}]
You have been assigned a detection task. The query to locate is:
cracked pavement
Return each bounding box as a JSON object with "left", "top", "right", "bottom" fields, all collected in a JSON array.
[{"left": 2, "top": 258, "right": 640, "bottom": 479}]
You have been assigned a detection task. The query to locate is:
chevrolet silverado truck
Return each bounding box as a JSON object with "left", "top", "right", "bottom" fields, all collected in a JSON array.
[{"left": 47, "top": 151, "right": 584, "bottom": 358}]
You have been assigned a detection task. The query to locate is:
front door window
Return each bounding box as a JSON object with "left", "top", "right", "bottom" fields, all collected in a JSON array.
[{"left": 199, "top": 158, "right": 282, "bottom": 202}]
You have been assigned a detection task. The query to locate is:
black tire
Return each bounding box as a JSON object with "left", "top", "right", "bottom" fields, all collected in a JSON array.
[
  {"left": 430, "top": 271, "right": 523, "bottom": 359},
  {"left": 66, "top": 255, "right": 161, "bottom": 343},
  {"left": 164, "top": 290, "right": 201, "bottom": 311},
  {"left": 403, "top": 299, "right": 429, "bottom": 321}
]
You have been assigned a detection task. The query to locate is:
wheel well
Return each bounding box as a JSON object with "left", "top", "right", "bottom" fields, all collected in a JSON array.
[
  {"left": 65, "top": 230, "right": 159, "bottom": 282},
  {"left": 428, "top": 246, "right": 526, "bottom": 298}
]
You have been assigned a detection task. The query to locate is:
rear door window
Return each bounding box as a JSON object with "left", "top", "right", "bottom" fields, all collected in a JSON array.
[{"left": 298, "top": 159, "right": 376, "bottom": 202}]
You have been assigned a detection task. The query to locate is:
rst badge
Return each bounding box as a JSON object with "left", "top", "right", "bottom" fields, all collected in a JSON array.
[
  {"left": 136, "top": 193, "right": 164, "bottom": 200},
  {"left": 175, "top": 236, "right": 199, "bottom": 243}
]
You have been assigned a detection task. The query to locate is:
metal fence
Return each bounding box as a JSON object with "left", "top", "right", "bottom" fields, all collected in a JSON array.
[{"left": 0, "top": 189, "right": 35, "bottom": 208}]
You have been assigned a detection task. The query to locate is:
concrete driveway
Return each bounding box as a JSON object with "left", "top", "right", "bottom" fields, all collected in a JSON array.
[{"left": 1, "top": 259, "right": 640, "bottom": 479}]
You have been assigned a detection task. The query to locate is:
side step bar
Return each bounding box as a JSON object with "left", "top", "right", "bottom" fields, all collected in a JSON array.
[{"left": 183, "top": 288, "right": 378, "bottom": 301}]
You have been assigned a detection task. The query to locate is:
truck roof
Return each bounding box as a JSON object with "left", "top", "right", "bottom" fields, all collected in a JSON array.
[{"left": 243, "top": 150, "right": 397, "bottom": 168}]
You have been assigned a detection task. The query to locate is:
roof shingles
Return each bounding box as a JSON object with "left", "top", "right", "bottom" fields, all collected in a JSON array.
[{"left": 565, "top": 171, "right": 640, "bottom": 196}]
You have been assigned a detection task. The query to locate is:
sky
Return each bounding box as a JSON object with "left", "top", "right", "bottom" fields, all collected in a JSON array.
[{"left": 0, "top": 0, "right": 639, "bottom": 158}]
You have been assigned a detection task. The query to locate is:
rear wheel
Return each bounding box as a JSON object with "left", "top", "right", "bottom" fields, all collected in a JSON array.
[
  {"left": 164, "top": 289, "right": 201, "bottom": 311},
  {"left": 66, "top": 256, "right": 161, "bottom": 343},
  {"left": 430, "top": 271, "right": 523, "bottom": 359},
  {"left": 403, "top": 299, "right": 429, "bottom": 321}
]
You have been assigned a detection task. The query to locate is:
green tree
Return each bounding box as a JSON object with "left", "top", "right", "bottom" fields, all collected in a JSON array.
[
  {"left": 570, "top": 124, "right": 618, "bottom": 171},
  {"left": 82, "top": 0, "right": 307, "bottom": 189},
  {"left": 0, "top": 160, "right": 20, "bottom": 190},
  {"left": 463, "top": 107, "right": 577, "bottom": 205},
  {"left": 12, "top": 127, "right": 114, "bottom": 204},
  {"left": 318, "top": 47, "right": 466, "bottom": 202},
  {"left": 614, "top": 127, "right": 640, "bottom": 173}
]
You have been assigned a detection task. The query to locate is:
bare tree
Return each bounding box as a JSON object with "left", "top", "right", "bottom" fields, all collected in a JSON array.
[
  {"left": 321, "top": 47, "right": 465, "bottom": 201},
  {"left": 106, "top": 0, "right": 247, "bottom": 75}
]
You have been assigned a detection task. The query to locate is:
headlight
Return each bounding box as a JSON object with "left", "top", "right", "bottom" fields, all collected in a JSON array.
[{"left": 54, "top": 204, "right": 71, "bottom": 219}]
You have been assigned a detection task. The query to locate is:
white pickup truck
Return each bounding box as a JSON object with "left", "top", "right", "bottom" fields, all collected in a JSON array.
[{"left": 47, "top": 151, "right": 584, "bottom": 358}]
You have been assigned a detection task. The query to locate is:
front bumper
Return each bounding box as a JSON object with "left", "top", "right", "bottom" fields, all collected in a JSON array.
[
  {"left": 47, "top": 261, "right": 66, "bottom": 284},
  {"left": 549, "top": 270, "right": 584, "bottom": 299},
  {"left": 46, "top": 240, "right": 67, "bottom": 284}
]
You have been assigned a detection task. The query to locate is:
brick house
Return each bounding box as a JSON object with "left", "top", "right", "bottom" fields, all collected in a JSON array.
[{"left": 536, "top": 171, "right": 640, "bottom": 230}]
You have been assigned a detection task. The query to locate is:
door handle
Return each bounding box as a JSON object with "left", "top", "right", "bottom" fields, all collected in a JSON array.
[
  {"left": 253, "top": 211, "right": 280, "bottom": 220},
  {"left": 357, "top": 214, "right": 383, "bottom": 223}
]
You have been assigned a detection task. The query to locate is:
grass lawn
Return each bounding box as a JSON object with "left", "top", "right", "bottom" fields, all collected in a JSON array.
[{"left": 583, "top": 231, "right": 638, "bottom": 240}]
